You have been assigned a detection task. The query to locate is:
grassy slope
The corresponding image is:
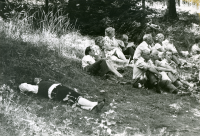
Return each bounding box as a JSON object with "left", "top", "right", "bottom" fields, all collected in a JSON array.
[{"left": 1, "top": 31, "right": 200, "bottom": 136}]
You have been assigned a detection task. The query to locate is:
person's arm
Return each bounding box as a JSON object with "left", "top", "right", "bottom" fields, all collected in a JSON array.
[
  {"left": 155, "top": 60, "right": 174, "bottom": 70},
  {"left": 154, "top": 66, "right": 177, "bottom": 74}
]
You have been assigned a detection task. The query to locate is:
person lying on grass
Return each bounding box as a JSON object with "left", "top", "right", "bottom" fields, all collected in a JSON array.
[
  {"left": 82, "top": 46, "right": 123, "bottom": 78},
  {"left": 132, "top": 49, "right": 188, "bottom": 94},
  {"left": 19, "top": 78, "right": 105, "bottom": 113}
]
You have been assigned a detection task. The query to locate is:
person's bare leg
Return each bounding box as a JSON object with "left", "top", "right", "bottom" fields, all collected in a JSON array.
[
  {"left": 77, "top": 97, "right": 97, "bottom": 110},
  {"left": 115, "top": 49, "right": 127, "bottom": 61},
  {"left": 106, "top": 60, "right": 123, "bottom": 77}
]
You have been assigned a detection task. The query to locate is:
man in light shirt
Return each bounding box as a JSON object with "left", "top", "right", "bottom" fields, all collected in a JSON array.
[
  {"left": 132, "top": 49, "right": 162, "bottom": 93},
  {"left": 133, "top": 34, "right": 153, "bottom": 63}
]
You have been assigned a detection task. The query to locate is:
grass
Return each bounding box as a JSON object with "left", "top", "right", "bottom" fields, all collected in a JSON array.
[{"left": 1, "top": 6, "right": 200, "bottom": 136}]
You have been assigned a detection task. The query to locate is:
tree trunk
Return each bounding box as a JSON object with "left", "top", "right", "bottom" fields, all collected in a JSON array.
[
  {"left": 142, "top": 0, "right": 145, "bottom": 11},
  {"left": 165, "top": 0, "right": 178, "bottom": 20},
  {"left": 0, "top": 0, "right": 6, "bottom": 19},
  {"left": 177, "top": 0, "right": 180, "bottom": 6},
  {"left": 45, "top": 0, "right": 48, "bottom": 14}
]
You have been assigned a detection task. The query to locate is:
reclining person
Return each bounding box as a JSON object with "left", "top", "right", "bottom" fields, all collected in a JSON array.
[
  {"left": 82, "top": 46, "right": 123, "bottom": 78},
  {"left": 132, "top": 50, "right": 180, "bottom": 94},
  {"left": 19, "top": 78, "right": 105, "bottom": 113}
]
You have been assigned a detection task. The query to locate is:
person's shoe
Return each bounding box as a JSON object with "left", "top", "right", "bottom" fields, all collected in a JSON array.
[
  {"left": 155, "top": 84, "right": 162, "bottom": 94},
  {"left": 92, "top": 99, "right": 105, "bottom": 113}
]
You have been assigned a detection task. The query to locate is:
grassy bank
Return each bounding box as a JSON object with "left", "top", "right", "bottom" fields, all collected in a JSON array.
[{"left": 1, "top": 10, "right": 200, "bottom": 136}]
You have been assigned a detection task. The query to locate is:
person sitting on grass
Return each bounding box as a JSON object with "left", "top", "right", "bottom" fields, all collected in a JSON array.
[
  {"left": 162, "top": 35, "right": 181, "bottom": 67},
  {"left": 103, "top": 27, "right": 129, "bottom": 66},
  {"left": 190, "top": 36, "right": 200, "bottom": 61},
  {"left": 19, "top": 78, "right": 105, "bottom": 113},
  {"left": 82, "top": 46, "right": 123, "bottom": 78},
  {"left": 133, "top": 34, "right": 153, "bottom": 64},
  {"left": 132, "top": 50, "right": 183, "bottom": 94},
  {"left": 119, "top": 34, "right": 136, "bottom": 63},
  {"left": 152, "top": 50, "right": 195, "bottom": 90}
]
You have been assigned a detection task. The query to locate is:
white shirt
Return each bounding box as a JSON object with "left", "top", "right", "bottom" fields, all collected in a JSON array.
[
  {"left": 133, "top": 41, "right": 151, "bottom": 61},
  {"left": 19, "top": 83, "right": 38, "bottom": 94},
  {"left": 191, "top": 44, "right": 200, "bottom": 55},
  {"left": 82, "top": 55, "right": 95, "bottom": 68},
  {"left": 162, "top": 40, "right": 177, "bottom": 53},
  {"left": 133, "top": 57, "right": 153, "bottom": 79},
  {"left": 151, "top": 43, "right": 163, "bottom": 51}
]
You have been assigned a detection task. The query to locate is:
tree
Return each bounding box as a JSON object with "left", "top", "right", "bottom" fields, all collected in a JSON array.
[
  {"left": 0, "top": 0, "right": 6, "bottom": 19},
  {"left": 165, "top": 0, "right": 178, "bottom": 20},
  {"left": 142, "top": 0, "right": 145, "bottom": 11},
  {"left": 45, "top": 0, "right": 48, "bottom": 13}
]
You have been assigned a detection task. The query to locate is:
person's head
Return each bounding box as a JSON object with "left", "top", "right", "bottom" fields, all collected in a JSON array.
[
  {"left": 95, "top": 36, "right": 104, "bottom": 49},
  {"left": 143, "top": 34, "right": 153, "bottom": 45},
  {"left": 165, "top": 51, "right": 173, "bottom": 61},
  {"left": 167, "top": 35, "right": 174, "bottom": 43},
  {"left": 121, "top": 34, "right": 129, "bottom": 45},
  {"left": 141, "top": 49, "right": 151, "bottom": 61},
  {"left": 105, "top": 27, "right": 115, "bottom": 38},
  {"left": 150, "top": 50, "right": 159, "bottom": 60},
  {"left": 85, "top": 46, "right": 95, "bottom": 56},
  {"left": 155, "top": 33, "right": 164, "bottom": 43},
  {"left": 34, "top": 78, "right": 42, "bottom": 85}
]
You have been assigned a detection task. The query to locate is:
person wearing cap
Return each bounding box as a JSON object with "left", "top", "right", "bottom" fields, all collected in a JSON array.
[
  {"left": 82, "top": 46, "right": 123, "bottom": 78},
  {"left": 103, "top": 27, "right": 129, "bottom": 66},
  {"left": 133, "top": 34, "right": 153, "bottom": 64},
  {"left": 19, "top": 78, "right": 105, "bottom": 113}
]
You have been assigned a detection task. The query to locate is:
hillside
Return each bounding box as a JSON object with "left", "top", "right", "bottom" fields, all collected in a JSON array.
[{"left": 1, "top": 2, "right": 200, "bottom": 135}]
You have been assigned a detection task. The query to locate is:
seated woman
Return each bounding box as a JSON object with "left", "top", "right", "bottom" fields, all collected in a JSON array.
[
  {"left": 103, "top": 27, "right": 129, "bottom": 66},
  {"left": 82, "top": 46, "right": 123, "bottom": 78},
  {"left": 19, "top": 78, "right": 105, "bottom": 113}
]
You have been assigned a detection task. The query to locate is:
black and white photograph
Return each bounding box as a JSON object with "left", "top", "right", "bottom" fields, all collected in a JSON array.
[{"left": 1, "top": 0, "right": 200, "bottom": 135}]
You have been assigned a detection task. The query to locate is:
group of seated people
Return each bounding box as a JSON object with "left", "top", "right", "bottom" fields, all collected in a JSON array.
[
  {"left": 82, "top": 27, "right": 197, "bottom": 95},
  {"left": 18, "top": 27, "right": 199, "bottom": 114}
]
